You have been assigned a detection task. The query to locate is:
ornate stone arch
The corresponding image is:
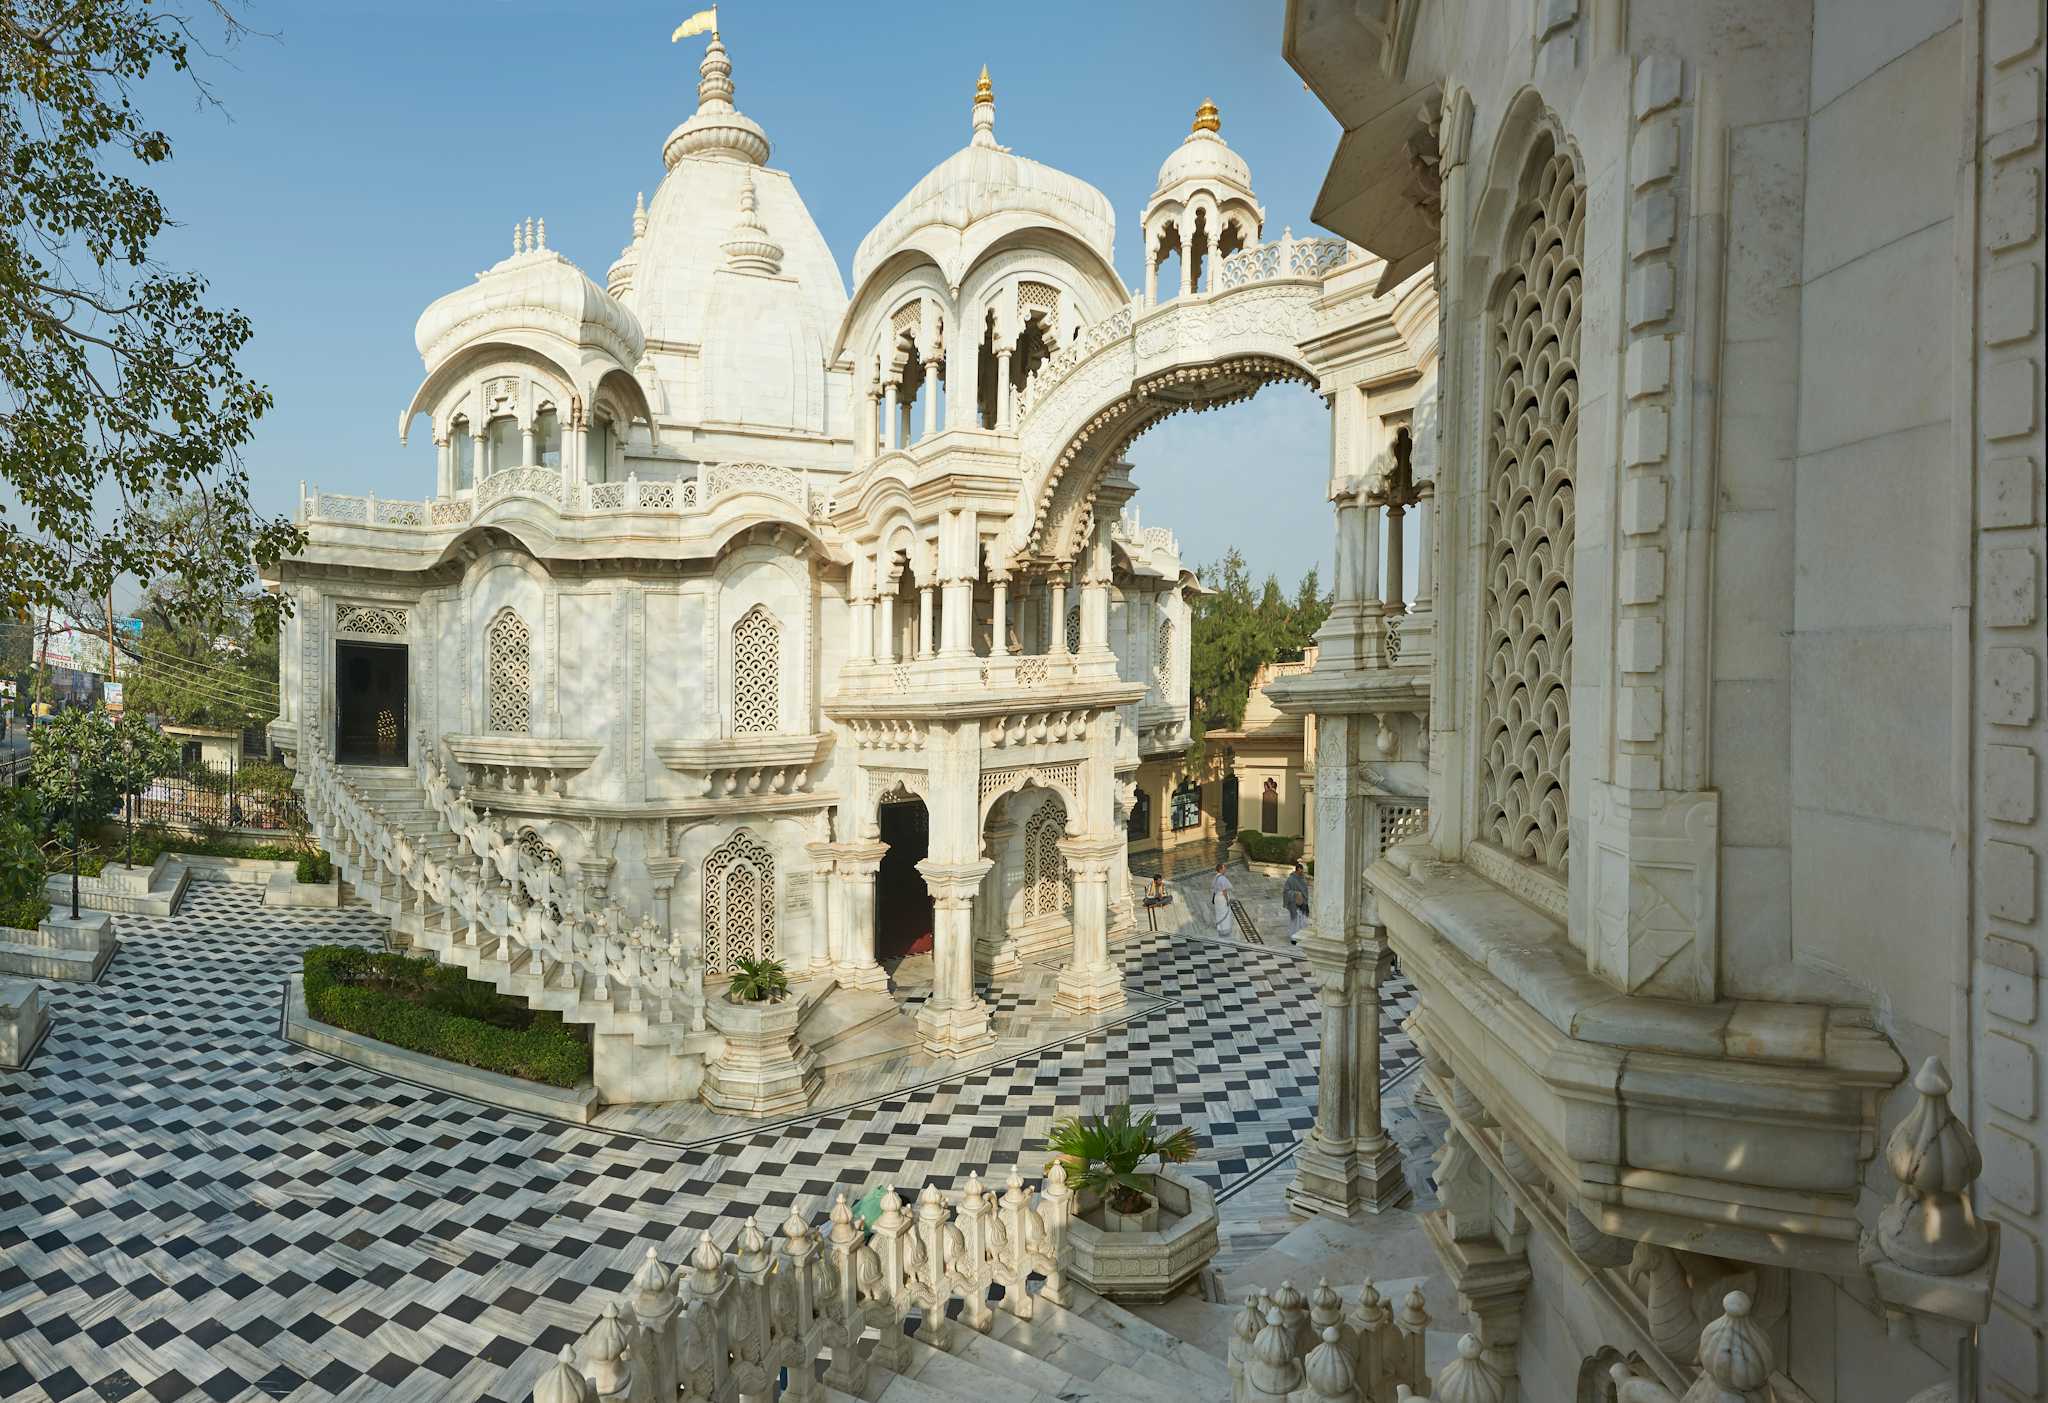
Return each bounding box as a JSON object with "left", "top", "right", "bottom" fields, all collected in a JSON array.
[
  {"left": 702, "top": 827, "right": 777, "bottom": 974},
  {"left": 977, "top": 763, "right": 1083, "bottom": 832}
]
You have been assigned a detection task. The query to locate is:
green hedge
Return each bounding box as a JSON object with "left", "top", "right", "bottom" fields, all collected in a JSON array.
[
  {"left": 301, "top": 946, "right": 590, "bottom": 1088},
  {"left": 77, "top": 826, "right": 331, "bottom": 880},
  {"left": 0, "top": 893, "right": 51, "bottom": 932},
  {"left": 1236, "top": 829, "right": 1299, "bottom": 864}
]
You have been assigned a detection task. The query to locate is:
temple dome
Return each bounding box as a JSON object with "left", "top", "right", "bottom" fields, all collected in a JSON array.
[
  {"left": 414, "top": 222, "right": 643, "bottom": 370},
  {"left": 621, "top": 37, "right": 846, "bottom": 430},
  {"left": 1153, "top": 100, "right": 1255, "bottom": 199},
  {"left": 851, "top": 71, "right": 1116, "bottom": 291}
]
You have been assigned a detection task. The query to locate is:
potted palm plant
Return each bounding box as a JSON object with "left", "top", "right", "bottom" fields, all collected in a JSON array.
[
  {"left": 1046, "top": 1102, "right": 1219, "bottom": 1302},
  {"left": 728, "top": 955, "right": 790, "bottom": 1003},
  {"left": 1047, "top": 1103, "right": 1197, "bottom": 1231}
]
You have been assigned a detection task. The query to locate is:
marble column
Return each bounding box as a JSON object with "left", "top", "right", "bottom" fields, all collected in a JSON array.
[
  {"left": 990, "top": 576, "right": 1010, "bottom": 656},
  {"left": 1384, "top": 502, "right": 1406, "bottom": 615},
  {"left": 922, "top": 356, "right": 941, "bottom": 440},
  {"left": 915, "top": 859, "right": 995, "bottom": 1056},
  {"left": 1049, "top": 573, "right": 1069, "bottom": 655},
  {"left": 835, "top": 843, "right": 889, "bottom": 991},
  {"left": 435, "top": 437, "right": 452, "bottom": 498},
  {"left": 473, "top": 429, "right": 488, "bottom": 482},
  {"left": 975, "top": 817, "right": 1020, "bottom": 978},
  {"left": 916, "top": 584, "right": 936, "bottom": 660},
  {"left": 802, "top": 845, "right": 836, "bottom": 980},
  {"left": 877, "top": 586, "right": 898, "bottom": 664},
  {"left": 995, "top": 347, "right": 1014, "bottom": 430},
  {"left": 883, "top": 380, "right": 900, "bottom": 451},
  {"left": 1287, "top": 713, "right": 1410, "bottom": 1217},
  {"left": 1053, "top": 833, "right": 1125, "bottom": 1014}
]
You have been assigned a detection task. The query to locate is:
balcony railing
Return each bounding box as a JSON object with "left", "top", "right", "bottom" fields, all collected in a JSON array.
[{"left": 300, "top": 460, "right": 821, "bottom": 532}]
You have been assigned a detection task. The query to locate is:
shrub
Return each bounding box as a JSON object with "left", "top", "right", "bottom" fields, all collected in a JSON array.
[
  {"left": 236, "top": 760, "right": 295, "bottom": 797},
  {"left": 0, "top": 795, "right": 48, "bottom": 920},
  {"left": 1236, "top": 829, "right": 1298, "bottom": 864},
  {"left": 295, "top": 850, "right": 333, "bottom": 884},
  {"left": 300, "top": 945, "right": 590, "bottom": 1087},
  {"left": 0, "top": 892, "right": 50, "bottom": 932}
]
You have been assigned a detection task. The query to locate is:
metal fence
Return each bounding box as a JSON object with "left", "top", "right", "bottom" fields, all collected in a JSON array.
[{"left": 132, "top": 759, "right": 305, "bottom": 835}]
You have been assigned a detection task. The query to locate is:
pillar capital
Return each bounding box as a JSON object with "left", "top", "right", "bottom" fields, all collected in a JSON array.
[{"left": 915, "top": 857, "right": 993, "bottom": 907}]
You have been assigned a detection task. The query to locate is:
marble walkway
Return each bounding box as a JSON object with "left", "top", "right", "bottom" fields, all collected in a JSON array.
[{"left": 0, "top": 882, "right": 1420, "bottom": 1403}]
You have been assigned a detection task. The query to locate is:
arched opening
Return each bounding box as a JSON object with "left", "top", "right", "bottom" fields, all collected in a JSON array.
[
  {"left": 486, "top": 415, "right": 520, "bottom": 476},
  {"left": 1153, "top": 220, "right": 1184, "bottom": 301},
  {"left": 1188, "top": 207, "right": 1212, "bottom": 294},
  {"left": 1261, "top": 777, "right": 1280, "bottom": 832},
  {"left": 976, "top": 308, "right": 1000, "bottom": 430},
  {"left": 1013, "top": 314, "right": 1053, "bottom": 397},
  {"left": 1126, "top": 786, "right": 1152, "bottom": 843},
  {"left": 451, "top": 416, "right": 476, "bottom": 491},
  {"left": 876, "top": 795, "right": 932, "bottom": 962},
  {"left": 532, "top": 407, "right": 561, "bottom": 468}
]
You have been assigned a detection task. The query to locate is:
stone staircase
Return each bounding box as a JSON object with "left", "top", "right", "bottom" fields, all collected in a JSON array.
[
  {"left": 302, "top": 752, "right": 722, "bottom": 1104},
  {"left": 819, "top": 1281, "right": 1236, "bottom": 1403}
]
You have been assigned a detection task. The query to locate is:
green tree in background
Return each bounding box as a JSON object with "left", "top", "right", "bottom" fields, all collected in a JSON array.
[
  {"left": 119, "top": 496, "right": 280, "bottom": 730},
  {"left": 27, "top": 704, "right": 176, "bottom": 847},
  {"left": 0, "top": 1, "right": 303, "bottom": 621},
  {"left": 1185, "top": 551, "right": 1330, "bottom": 764}
]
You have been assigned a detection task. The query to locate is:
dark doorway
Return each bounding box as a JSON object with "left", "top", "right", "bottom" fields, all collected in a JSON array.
[
  {"left": 876, "top": 798, "right": 933, "bottom": 961},
  {"left": 1261, "top": 778, "right": 1280, "bottom": 832},
  {"left": 1220, "top": 772, "right": 1241, "bottom": 836},
  {"left": 335, "top": 642, "right": 408, "bottom": 766}
]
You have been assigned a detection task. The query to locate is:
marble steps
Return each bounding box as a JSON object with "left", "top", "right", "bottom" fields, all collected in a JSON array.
[
  {"left": 799, "top": 986, "right": 919, "bottom": 1072},
  {"left": 0, "top": 916, "right": 115, "bottom": 983},
  {"left": 990, "top": 1290, "right": 1234, "bottom": 1396}
]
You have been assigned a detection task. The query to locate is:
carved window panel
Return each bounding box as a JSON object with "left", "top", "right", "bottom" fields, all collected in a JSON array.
[
  {"left": 485, "top": 608, "right": 533, "bottom": 735},
  {"left": 703, "top": 828, "right": 776, "bottom": 974},
  {"left": 1154, "top": 617, "right": 1174, "bottom": 694},
  {"left": 336, "top": 605, "right": 408, "bottom": 640},
  {"left": 1479, "top": 142, "right": 1582, "bottom": 878},
  {"left": 731, "top": 604, "right": 781, "bottom": 735},
  {"left": 1023, "top": 797, "right": 1070, "bottom": 920}
]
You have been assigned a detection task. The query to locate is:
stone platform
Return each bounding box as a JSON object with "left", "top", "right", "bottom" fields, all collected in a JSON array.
[{"left": 0, "top": 909, "right": 116, "bottom": 982}]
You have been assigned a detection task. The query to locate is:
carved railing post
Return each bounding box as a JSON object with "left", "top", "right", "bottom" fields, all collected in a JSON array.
[
  {"left": 582, "top": 1304, "right": 634, "bottom": 1401},
  {"left": 866, "top": 1189, "right": 913, "bottom": 1373},
  {"left": 1038, "top": 1160, "right": 1073, "bottom": 1307},
  {"left": 1305, "top": 1325, "right": 1361, "bottom": 1403},
  {"left": 1248, "top": 1305, "right": 1305, "bottom": 1400},
  {"left": 1229, "top": 1291, "right": 1268, "bottom": 1398},
  {"left": 535, "top": 1347, "right": 596, "bottom": 1403},
  {"left": 952, "top": 1172, "right": 996, "bottom": 1333},
  {"left": 822, "top": 1194, "right": 869, "bottom": 1394},
  {"left": 778, "top": 1208, "right": 824, "bottom": 1401},
  {"left": 627, "top": 1247, "right": 679, "bottom": 1396}
]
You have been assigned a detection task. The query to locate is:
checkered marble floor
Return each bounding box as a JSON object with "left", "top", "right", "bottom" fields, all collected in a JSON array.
[{"left": 0, "top": 883, "right": 1419, "bottom": 1403}]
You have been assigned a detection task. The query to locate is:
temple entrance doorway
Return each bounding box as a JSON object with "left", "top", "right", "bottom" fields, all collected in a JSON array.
[
  {"left": 876, "top": 798, "right": 933, "bottom": 960},
  {"left": 335, "top": 642, "right": 408, "bottom": 766}
]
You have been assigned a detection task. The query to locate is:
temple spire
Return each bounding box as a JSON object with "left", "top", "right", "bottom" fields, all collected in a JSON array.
[{"left": 971, "top": 64, "right": 997, "bottom": 148}]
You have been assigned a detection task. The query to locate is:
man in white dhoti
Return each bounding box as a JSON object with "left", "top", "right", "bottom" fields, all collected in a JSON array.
[
  {"left": 1211, "top": 861, "right": 1234, "bottom": 937},
  {"left": 1283, "top": 861, "right": 1311, "bottom": 942}
]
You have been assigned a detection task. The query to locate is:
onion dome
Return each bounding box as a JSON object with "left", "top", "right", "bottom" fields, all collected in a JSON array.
[
  {"left": 1154, "top": 97, "right": 1256, "bottom": 198},
  {"left": 851, "top": 65, "right": 1116, "bottom": 291},
  {"left": 413, "top": 216, "right": 643, "bottom": 369},
  {"left": 663, "top": 33, "right": 769, "bottom": 168}
]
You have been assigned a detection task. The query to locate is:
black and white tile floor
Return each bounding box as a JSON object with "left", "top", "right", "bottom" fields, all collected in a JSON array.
[{"left": 0, "top": 884, "right": 1419, "bottom": 1403}]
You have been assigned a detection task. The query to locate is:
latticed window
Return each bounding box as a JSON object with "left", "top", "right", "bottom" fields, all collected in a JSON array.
[
  {"left": 1154, "top": 617, "right": 1174, "bottom": 694},
  {"left": 703, "top": 828, "right": 776, "bottom": 974},
  {"left": 731, "top": 605, "right": 781, "bottom": 735},
  {"left": 1023, "top": 797, "right": 1069, "bottom": 920},
  {"left": 1479, "top": 141, "right": 1582, "bottom": 879},
  {"left": 1064, "top": 607, "right": 1082, "bottom": 654},
  {"left": 485, "top": 608, "right": 533, "bottom": 734}
]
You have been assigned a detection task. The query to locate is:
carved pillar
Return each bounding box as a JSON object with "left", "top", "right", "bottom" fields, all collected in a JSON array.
[
  {"left": 1383, "top": 502, "right": 1406, "bottom": 615},
  {"left": 435, "top": 436, "right": 452, "bottom": 498},
  {"left": 915, "top": 859, "right": 995, "bottom": 1055},
  {"left": 473, "top": 428, "right": 488, "bottom": 482},
  {"left": 921, "top": 355, "right": 942, "bottom": 440},
  {"left": 802, "top": 843, "right": 837, "bottom": 979},
  {"left": 989, "top": 575, "right": 1010, "bottom": 657},
  {"left": 1289, "top": 711, "right": 1409, "bottom": 1215},
  {"left": 863, "top": 387, "right": 881, "bottom": 463},
  {"left": 1079, "top": 513, "right": 1112, "bottom": 656},
  {"left": 876, "top": 580, "right": 898, "bottom": 664},
  {"left": 1049, "top": 571, "right": 1069, "bottom": 655},
  {"left": 646, "top": 855, "right": 684, "bottom": 937},
  {"left": 975, "top": 816, "right": 1020, "bottom": 977},
  {"left": 916, "top": 582, "right": 936, "bottom": 660},
  {"left": 835, "top": 843, "right": 889, "bottom": 991},
  {"left": 883, "top": 379, "right": 900, "bottom": 451},
  {"left": 1145, "top": 252, "right": 1158, "bottom": 307},
  {"left": 1178, "top": 232, "right": 1194, "bottom": 297},
  {"left": 1054, "top": 833, "right": 1125, "bottom": 1013},
  {"left": 995, "top": 346, "right": 1014, "bottom": 430},
  {"left": 521, "top": 424, "right": 536, "bottom": 466}
]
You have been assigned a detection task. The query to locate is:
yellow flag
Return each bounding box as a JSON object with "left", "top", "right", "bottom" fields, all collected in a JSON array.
[{"left": 672, "top": 7, "right": 717, "bottom": 41}]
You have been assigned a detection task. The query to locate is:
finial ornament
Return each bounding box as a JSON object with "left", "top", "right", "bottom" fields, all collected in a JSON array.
[
  {"left": 1878, "top": 1056, "right": 1993, "bottom": 1276},
  {"left": 1193, "top": 97, "right": 1221, "bottom": 133},
  {"left": 971, "top": 63, "right": 998, "bottom": 148},
  {"left": 975, "top": 63, "right": 993, "bottom": 105}
]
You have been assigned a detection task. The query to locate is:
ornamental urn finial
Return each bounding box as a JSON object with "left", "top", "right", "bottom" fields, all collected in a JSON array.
[
  {"left": 1192, "top": 97, "right": 1221, "bottom": 133},
  {"left": 971, "top": 63, "right": 998, "bottom": 147},
  {"left": 1878, "top": 1056, "right": 1993, "bottom": 1276}
]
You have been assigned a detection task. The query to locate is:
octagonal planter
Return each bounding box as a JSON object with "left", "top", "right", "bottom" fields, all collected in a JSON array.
[
  {"left": 1065, "top": 1165, "right": 1219, "bottom": 1304},
  {"left": 701, "top": 990, "right": 821, "bottom": 1117}
]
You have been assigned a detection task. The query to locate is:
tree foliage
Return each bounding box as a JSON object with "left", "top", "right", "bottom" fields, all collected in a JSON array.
[
  {"left": 117, "top": 492, "right": 280, "bottom": 728},
  {"left": 27, "top": 702, "right": 175, "bottom": 843},
  {"left": 0, "top": 1, "right": 302, "bottom": 620},
  {"left": 1184, "top": 550, "right": 1330, "bottom": 758}
]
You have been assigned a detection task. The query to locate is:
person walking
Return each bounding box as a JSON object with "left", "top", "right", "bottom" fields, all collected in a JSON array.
[
  {"left": 1283, "top": 861, "right": 1311, "bottom": 942},
  {"left": 1210, "top": 860, "right": 1234, "bottom": 937}
]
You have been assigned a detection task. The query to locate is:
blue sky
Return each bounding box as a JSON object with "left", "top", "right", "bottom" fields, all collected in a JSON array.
[{"left": 139, "top": 0, "right": 1342, "bottom": 588}]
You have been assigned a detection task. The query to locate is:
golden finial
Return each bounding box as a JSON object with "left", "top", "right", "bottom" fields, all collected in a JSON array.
[
  {"left": 975, "top": 64, "right": 993, "bottom": 106},
  {"left": 1192, "top": 97, "right": 1221, "bottom": 134}
]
